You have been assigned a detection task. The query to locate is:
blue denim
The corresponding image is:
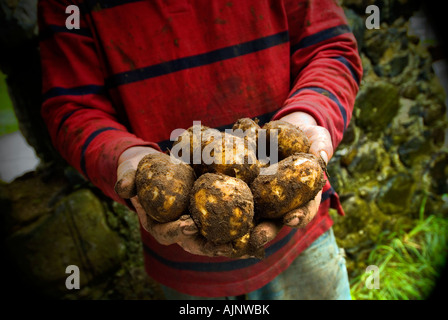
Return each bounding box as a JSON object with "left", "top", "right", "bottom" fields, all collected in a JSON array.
[{"left": 161, "top": 228, "right": 352, "bottom": 300}]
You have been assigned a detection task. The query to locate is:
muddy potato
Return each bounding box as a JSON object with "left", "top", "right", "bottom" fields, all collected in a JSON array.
[
  {"left": 135, "top": 153, "right": 195, "bottom": 223},
  {"left": 263, "top": 120, "right": 310, "bottom": 161},
  {"left": 171, "top": 124, "right": 222, "bottom": 164},
  {"left": 232, "top": 117, "right": 260, "bottom": 152},
  {"left": 251, "top": 153, "right": 326, "bottom": 219},
  {"left": 197, "top": 133, "right": 260, "bottom": 184},
  {"left": 190, "top": 173, "right": 255, "bottom": 245},
  {"left": 200, "top": 127, "right": 223, "bottom": 150}
]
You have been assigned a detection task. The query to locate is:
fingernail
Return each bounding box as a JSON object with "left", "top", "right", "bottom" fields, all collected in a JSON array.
[
  {"left": 285, "top": 217, "right": 299, "bottom": 227},
  {"left": 216, "top": 248, "right": 233, "bottom": 256},
  {"left": 320, "top": 151, "right": 328, "bottom": 165},
  {"left": 182, "top": 224, "right": 198, "bottom": 235}
]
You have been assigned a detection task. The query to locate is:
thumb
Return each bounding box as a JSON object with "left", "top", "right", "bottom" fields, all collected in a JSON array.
[
  {"left": 115, "top": 167, "right": 137, "bottom": 199},
  {"left": 300, "top": 125, "right": 333, "bottom": 164},
  {"left": 249, "top": 220, "right": 283, "bottom": 248},
  {"left": 131, "top": 197, "right": 199, "bottom": 246},
  {"left": 115, "top": 146, "right": 160, "bottom": 199}
]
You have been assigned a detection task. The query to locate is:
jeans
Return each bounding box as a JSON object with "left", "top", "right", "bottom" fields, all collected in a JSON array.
[{"left": 161, "top": 228, "right": 352, "bottom": 300}]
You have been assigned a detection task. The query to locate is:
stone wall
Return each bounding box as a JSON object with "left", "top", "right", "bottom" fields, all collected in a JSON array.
[
  {"left": 1, "top": 170, "right": 164, "bottom": 299},
  {"left": 329, "top": 1, "right": 448, "bottom": 278}
]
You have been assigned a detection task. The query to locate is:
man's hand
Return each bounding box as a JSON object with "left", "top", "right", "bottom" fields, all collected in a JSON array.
[
  {"left": 115, "top": 146, "right": 160, "bottom": 199},
  {"left": 115, "top": 146, "right": 247, "bottom": 258},
  {"left": 280, "top": 111, "right": 333, "bottom": 228},
  {"left": 114, "top": 112, "right": 333, "bottom": 258},
  {"left": 251, "top": 112, "right": 334, "bottom": 246},
  {"left": 280, "top": 112, "right": 333, "bottom": 165},
  {"left": 130, "top": 196, "right": 237, "bottom": 257}
]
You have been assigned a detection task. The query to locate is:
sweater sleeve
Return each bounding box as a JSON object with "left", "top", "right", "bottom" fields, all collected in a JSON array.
[
  {"left": 38, "top": 0, "right": 160, "bottom": 205},
  {"left": 273, "top": 0, "right": 363, "bottom": 149}
]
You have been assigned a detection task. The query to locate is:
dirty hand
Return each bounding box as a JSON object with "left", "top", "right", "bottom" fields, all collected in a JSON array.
[
  {"left": 280, "top": 111, "right": 333, "bottom": 225},
  {"left": 251, "top": 111, "right": 333, "bottom": 246},
  {"left": 114, "top": 146, "right": 246, "bottom": 258}
]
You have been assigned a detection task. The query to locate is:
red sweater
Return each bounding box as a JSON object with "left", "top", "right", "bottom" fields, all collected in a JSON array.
[{"left": 39, "top": 0, "right": 362, "bottom": 297}]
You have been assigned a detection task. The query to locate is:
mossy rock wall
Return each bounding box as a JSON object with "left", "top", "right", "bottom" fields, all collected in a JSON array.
[
  {"left": 1, "top": 172, "right": 164, "bottom": 299},
  {"left": 329, "top": 5, "right": 448, "bottom": 278}
]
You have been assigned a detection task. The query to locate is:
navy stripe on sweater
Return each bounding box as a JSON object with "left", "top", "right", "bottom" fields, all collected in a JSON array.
[
  {"left": 80, "top": 127, "right": 120, "bottom": 177},
  {"left": 42, "top": 85, "right": 105, "bottom": 101},
  {"left": 57, "top": 110, "right": 79, "bottom": 133},
  {"left": 331, "top": 56, "right": 360, "bottom": 85},
  {"left": 105, "top": 31, "right": 289, "bottom": 88},
  {"left": 290, "top": 25, "right": 351, "bottom": 54},
  {"left": 290, "top": 86, "right": 347, "bottom": 131}
]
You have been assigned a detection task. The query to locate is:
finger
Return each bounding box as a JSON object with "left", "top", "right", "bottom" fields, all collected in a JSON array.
[
  {"left": 115, "top": 168, "right": 137, "bottom": 198},
  {"left": 283, "top": 191, "right": 322, "bottom": 228},
  {"left": 309, "top": 141, "right": 331, "bottom": 165},
  {"left": 115, "top": 157, "right": 140, "bottom": 199},
  {"left": 250, "top": 220, "right": 283, "bottom": 248},
  {"left": 300, "top": 125, "right": 333, "bottom": 163},
  {"left": 115, "top": 147, "right": 159, "bottom": 199},
  {"left": 130, "top": 196, "right": 150, "bottom": 230},
  {"left": 283, "top": 205, "right": 313, "bottom": 228},
  {"left": 150, "top": 215, "right": 199, "bottom": 246},
  {"left": 131, "top": 197, "right": 198, "bottom": 245},
  {"left": 178, "top": 236, "right": 233, "bottom": 257}
]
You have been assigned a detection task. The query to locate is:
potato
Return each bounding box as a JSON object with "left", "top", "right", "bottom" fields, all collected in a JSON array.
[
  {"left": 135, "top": 153, "right": 195, "bottom": 223},
  {"left": 189, "top": 173, "right": 254, "bottom": 245},
  {"left": 232, "top": 117, "right": 260, "bottom": 135},
  {"left": 251, "top": 153, "right": 326, "bottom": 219},
  {"left": 171, "top": 124, "right": 222, "bottom": 164},
  {"left": 232, "top": 117, "right": 260, "bottom": 152},
  {"left": 196, "top": 133, "right": 260, "bottom": 184},
  {"left": 263, "top": 120, "right": 310, "bottom": 161}
]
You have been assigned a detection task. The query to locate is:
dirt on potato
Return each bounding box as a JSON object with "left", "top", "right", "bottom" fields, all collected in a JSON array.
[
  {"left": 189, "top": 173, "right": 254, "bottom": 245},
  {"left": 263, "top": 120, "right": 310, "bottom": 161},
  {"left": 251, "top": 153, "right": 326, "bottom": 219},
  {"left": 196, "top": 133, "right": 260, "bottom": 184},
  {"left": 232, "top": 117, "right": 260, "bottom": 152},
  {"left": 136, "top": 153, "right": 195, "bottom": 223},
  {"left": 172, "top": 124, "right": 222, "bottom": 165}
]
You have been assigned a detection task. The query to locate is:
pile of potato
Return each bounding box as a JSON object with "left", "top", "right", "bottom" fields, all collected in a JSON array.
[{"left": 135, "top": 118, "right": 326, "bottom": 258}]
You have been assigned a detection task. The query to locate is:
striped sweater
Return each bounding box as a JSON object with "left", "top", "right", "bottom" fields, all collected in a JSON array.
[{"left": 38, "top": 0, "right": 362, "bottom": 297}]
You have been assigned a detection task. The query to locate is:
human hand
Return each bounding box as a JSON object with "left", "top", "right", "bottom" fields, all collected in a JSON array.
[
  {"left": 280, "top": 111, "right": 332, "bottom": 228},
  {"left": 281, "top": 112, "right": 333, "bottom": 228},
  {"left": 248, "top": 112, "right": 333, "bottom": 246},
  {"left": 115, "top": 146, "right": 259, "bottom": 258},
  {"left": 279, "top": 111, "right": 333, "bottom": 165}
]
